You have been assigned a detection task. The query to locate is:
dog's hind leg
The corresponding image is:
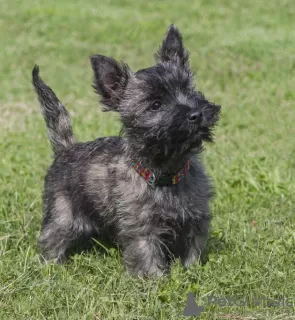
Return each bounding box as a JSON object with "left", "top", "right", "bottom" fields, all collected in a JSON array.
[{"left": 38, "top": 193, "right": 91, "bottom": 263}]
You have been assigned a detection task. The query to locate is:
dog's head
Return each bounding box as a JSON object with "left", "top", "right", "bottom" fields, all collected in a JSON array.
[{"left": 91, "top": 25, "right": 220, "bottom": 160}]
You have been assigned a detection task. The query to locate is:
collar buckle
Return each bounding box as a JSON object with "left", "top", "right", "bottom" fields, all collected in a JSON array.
[{"left": 147, "top": 173, "right": 156, "bottom": 187}]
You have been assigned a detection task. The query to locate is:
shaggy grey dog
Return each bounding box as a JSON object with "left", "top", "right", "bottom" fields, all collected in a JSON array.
[{"left": 32, "top": 25, "right": 220, "bottom": 276}]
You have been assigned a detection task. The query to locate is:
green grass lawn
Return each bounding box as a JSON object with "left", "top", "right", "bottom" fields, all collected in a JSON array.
[{"left": 0, "top": 0, "right": 295, "bottom": 319}]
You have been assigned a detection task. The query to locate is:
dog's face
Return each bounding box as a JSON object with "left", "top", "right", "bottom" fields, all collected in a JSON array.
[{"left": 91, "top": 25, "right": 220, "bottom": 159}]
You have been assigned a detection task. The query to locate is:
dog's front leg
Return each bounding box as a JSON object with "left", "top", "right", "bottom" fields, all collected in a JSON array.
[
  {"left": 122, "top": 235, "right": 167, "bottom": 277},
  {"left": 179, "top": 219, "right": 209, "bottom": 268}
]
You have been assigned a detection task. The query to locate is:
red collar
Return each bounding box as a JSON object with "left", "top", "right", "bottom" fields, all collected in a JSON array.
[{"left": 131, "top": 158, "right": 190, "bottom": 187}]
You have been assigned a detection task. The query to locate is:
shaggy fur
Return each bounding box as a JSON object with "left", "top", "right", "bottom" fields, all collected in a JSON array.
[{"left": 32, "top": 25, "right": 221, "bottom": 276}]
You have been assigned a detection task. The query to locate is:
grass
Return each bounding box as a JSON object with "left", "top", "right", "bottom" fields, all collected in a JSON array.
[{"left": 0, "top": 0, "right": 295, "bottom": 319}]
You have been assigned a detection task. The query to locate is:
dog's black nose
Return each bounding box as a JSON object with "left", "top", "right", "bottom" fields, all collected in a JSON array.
[{"left": 187, "top": 111, "right": 203, "bottom": 124}]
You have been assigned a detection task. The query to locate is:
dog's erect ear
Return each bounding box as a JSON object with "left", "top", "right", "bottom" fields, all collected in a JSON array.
[
  {"left": 90, "top": 55, "right": 130, "bottom": 111},
  {"left": 155, "top": 24, "right": 189, "bottom": 68}
]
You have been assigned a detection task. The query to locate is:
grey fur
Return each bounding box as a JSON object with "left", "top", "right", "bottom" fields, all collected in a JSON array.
[
  {"left": 32, "top": 25, "right": 221, "bottom": 276},
  {"left": 32, "top": 66, "right": 76, "bottom": 155}
]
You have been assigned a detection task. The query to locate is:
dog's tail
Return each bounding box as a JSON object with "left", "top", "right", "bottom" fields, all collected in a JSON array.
[{"left": 32, "top": 65, "right": 76, "bottom": 155}]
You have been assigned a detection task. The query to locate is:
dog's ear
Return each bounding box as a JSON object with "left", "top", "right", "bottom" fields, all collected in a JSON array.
[
  {"left": 155, "top": 24, "right": 189, "bottom": 68},
  {"left": 90, "top": 55, "right": 130, "bottom": 111}
]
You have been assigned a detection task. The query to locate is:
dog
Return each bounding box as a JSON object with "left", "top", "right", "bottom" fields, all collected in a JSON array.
[{"left": 32, "top": 24, "right": 221, "bottom": 277}]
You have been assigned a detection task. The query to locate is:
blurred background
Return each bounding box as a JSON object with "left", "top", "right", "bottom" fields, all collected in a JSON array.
[{"left": 0, "top": 1, "right": 294, "bottom": 319}]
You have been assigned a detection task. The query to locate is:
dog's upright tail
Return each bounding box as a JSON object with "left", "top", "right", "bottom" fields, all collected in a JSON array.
[{"left": 32, "top": 65, "right": 76, "bottom": 155}]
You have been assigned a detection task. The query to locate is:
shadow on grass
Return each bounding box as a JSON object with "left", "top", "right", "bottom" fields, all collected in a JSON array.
[
  {"left": 201, "top": 234, "right": 234, "bottom": 265},
  {"left": 67, "top": 235, "right": 119, "bottom": 260}
]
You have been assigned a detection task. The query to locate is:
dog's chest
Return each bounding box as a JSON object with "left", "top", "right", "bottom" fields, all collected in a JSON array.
[{"left": 114, "top": 163, "right": 207, "bottom": 222}]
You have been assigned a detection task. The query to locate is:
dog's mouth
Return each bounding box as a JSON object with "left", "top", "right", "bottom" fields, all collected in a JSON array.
[{"left": 187, "top": 123, "right": 218, "bottom": 147}]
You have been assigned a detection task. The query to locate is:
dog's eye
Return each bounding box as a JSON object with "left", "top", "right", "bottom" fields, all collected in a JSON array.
[{"left": 150, "top": 101, "right": 162, "bottom": 111}]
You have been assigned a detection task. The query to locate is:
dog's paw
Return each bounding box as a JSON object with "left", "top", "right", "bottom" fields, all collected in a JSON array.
[{"left": 130, "top": 265, "right": 166, "bottom": 278}]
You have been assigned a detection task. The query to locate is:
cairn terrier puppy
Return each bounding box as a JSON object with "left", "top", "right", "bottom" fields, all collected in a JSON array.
[{"left": 32, "top": 25, "right": 220, "bottom": 276}]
